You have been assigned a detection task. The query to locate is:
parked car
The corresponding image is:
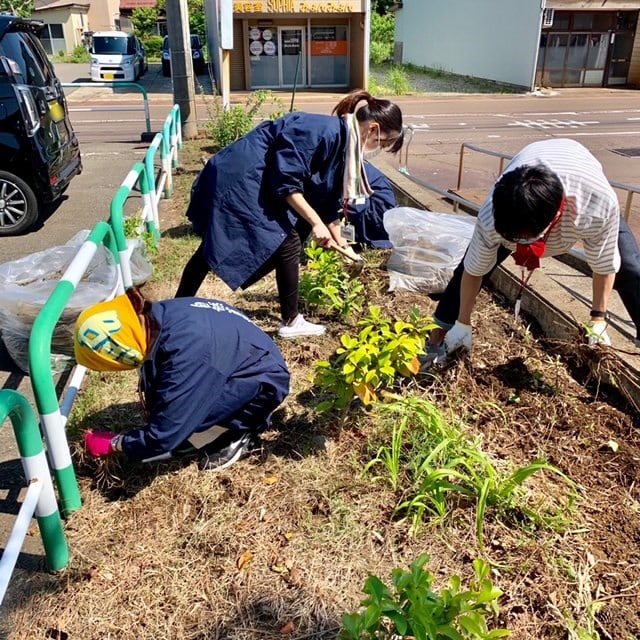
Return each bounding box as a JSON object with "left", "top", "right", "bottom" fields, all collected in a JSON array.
[
  {"left": 89, "top": 31, "right": 147, "bottom": 82},
  {"left": 0, "top": 14, "right": 82, "bottom": 236},
  {"left": 162, "top": 34, "right": 206, "bottom": 77}
]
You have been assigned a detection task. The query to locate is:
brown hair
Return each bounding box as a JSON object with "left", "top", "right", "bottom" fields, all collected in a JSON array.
[
  {"left": 125, "top": 286, "right": 153, "bottom": 317},
  {"left": 332, "top": 89, "right": 404, "bottom": 153}
]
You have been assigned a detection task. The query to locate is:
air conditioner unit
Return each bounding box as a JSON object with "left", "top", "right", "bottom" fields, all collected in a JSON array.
[{"left": 542, "top": 8, "right": 554, "bottom": 28}]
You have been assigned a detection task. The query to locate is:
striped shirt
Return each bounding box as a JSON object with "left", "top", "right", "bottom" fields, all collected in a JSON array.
[{"left": 464, "top": 138, "right": 621, "bottom": 276}]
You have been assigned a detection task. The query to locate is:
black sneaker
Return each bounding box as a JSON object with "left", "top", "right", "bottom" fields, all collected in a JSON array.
[{"left": 199, "top": 433, "right": 253, "bottom": 471}]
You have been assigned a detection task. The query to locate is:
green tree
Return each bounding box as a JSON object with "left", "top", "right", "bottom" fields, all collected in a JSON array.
[
  {"left": 131, "top": 6, "right": 159, "bottom": 37},
  {"left": 0, "top": 0, "right": 34, "bottom": 17},
  {"left": 369, "top": 11, "right": 394, "bottom": 64},
  {"left": 156, "top": 0, "right": 205, "bottom": 37},
  {"left": 371, "top": 0, "right": 395, "bottom": 15}
]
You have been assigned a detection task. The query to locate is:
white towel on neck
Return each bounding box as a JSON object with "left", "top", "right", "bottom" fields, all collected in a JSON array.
[{"left": 342, "top": 114, "right": 374, "bottom": 205}]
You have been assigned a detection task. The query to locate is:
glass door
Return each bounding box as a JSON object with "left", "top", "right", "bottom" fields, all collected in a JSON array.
[
  {"left": 606, "top": 31, "right": 634, "bottom": 85},
  {"left": 279, "top": 27, "right": 305, "bottom": 87}
]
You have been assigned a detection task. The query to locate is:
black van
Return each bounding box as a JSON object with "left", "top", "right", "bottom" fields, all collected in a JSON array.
[{"left": 0, "top": 15, "right": 81, "bottom": 236}]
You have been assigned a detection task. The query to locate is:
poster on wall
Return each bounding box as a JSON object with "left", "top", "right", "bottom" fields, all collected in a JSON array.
[{"left": 249, "top": 26, "right": 278, "bottom": 60}]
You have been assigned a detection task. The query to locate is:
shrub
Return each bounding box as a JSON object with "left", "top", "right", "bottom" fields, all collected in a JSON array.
[
  {"left": 314, "top": 305, "right": 436, "bottom": 409},
  {"left": 299, "top": 242, "right": 364, "bottom": 319},
  {"left": 141, "top": 35, "right": 163, "bottom": 61},
  {"left": 204, "top": 90, "right": 286, "bottom": 152}
]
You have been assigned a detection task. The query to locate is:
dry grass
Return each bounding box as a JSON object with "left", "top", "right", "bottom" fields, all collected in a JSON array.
[{"left": 3, "top": 139, "right": 640, "bottom": 640}]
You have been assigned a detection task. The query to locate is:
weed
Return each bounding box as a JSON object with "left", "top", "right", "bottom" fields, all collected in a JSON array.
[
  {"left": 387, "top": 66, "right": 411, "bottom": 95},
  {"left": 123, "top": 212, "right": 158, "bottom": 258},
  {"left": 203, "top": 90, "right": 286, "bottom": 151},
  {"left": 339, "top": 553, "right": 510, "bottom": 639},
  {"left": 362, "top": 397, "right": 576, "bottom": 540}
]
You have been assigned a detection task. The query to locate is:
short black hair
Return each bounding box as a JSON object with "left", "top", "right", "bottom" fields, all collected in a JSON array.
[{"left": 492, "top": 164, "right": 564, "bottom": 242}]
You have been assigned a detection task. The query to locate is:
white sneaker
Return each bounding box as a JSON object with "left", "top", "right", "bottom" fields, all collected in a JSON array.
[{"left": 278, "top": 314, "right": 326, "bottom": 338}]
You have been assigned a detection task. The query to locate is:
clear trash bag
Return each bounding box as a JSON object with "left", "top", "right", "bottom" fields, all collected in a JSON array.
[
  {"left": 384, "top": 207, "right": 476, "bottom": 293},
  {"left": 0, "top": 230, "right": 120, "bottom": 374}
]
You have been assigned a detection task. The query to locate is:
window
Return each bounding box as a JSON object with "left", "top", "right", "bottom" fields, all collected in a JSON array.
[
  {"left": 48, "top": 24, "right": 64, "bottom": 39},
  {"left": 0, "top": 32, "right": 52, "bottom": 87}
]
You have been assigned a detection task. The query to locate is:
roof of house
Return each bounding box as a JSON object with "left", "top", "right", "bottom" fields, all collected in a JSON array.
[{"left": 119, "top": 0, "right": 157, "bottom": 9}]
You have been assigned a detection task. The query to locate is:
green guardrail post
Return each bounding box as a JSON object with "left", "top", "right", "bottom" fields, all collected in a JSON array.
[
  {"left": 0, "top": 390, "right": 68, "bottom": 572},
  {"left": 29, "top": 221, "right": 119, "bottom": 516}
]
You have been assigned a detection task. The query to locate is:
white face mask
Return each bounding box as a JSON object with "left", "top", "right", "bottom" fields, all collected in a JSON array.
[{"left": 362, "top": 128, "right": 381, "bottom": 160}]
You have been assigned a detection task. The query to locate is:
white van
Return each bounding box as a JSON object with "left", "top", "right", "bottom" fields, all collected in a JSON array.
[{"left": 89, "top": 31, "right": 147, "bottom": 82}]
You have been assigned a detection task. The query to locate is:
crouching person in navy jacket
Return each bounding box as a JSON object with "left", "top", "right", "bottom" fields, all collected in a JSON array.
[{"left": 73, "top": 287, "right": 290, "bottom": 471}]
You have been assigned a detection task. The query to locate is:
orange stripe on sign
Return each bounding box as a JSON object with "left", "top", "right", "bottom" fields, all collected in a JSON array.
[{"left": 310, "top": 40, "right": 348, "bottom": 56}]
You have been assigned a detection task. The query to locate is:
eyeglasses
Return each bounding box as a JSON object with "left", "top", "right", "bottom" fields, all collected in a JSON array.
[
  {"left": 505, "top": 228, "right": 549, "bottom": 245},
  {"left": 500, "top": 199, "right": 565, "bottom": 245}
]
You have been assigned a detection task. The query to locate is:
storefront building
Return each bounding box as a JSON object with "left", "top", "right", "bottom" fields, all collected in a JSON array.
[
  {"left": 394, "top": 1, "right": 640, "bottom": 90},
  {"left": 229, "top": 0, "right": 369, "bottom": 91},
  {"left": 536, "top": 7, "right": 639, "bottom": 87}
]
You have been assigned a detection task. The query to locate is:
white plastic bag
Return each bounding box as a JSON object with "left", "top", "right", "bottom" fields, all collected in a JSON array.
[
  {"left": 0, "top": 230, "right": 119, "bottom": 374},
  {"left": 385, "top": 208, "right": 476, "bottom": 293}
]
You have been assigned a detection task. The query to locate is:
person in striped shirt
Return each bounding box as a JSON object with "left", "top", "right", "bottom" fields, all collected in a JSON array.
[{"left": 425, "top": 138, "right": 640, "bottom": 362}]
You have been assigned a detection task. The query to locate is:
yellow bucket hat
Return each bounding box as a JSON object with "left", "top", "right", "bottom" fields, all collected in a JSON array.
[{"left": 74, "top": 294, "right": 147, "bottom": 372}]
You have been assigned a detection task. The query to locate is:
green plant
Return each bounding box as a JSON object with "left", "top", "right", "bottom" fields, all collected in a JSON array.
[
  {"left": 140, "top": 34, "right": 163, "bottom": 60},
  {"left": 369, "top": 12, "right": 394, "bottom": 64},
  {"left": 123, "top": 213, "right": 158, "bottom": 258},
  {"left": 339, "top": 553, "right": 510, "bottom": 640},
  {"left": 362, "top": 397, "right": 576, "bottom": 539},
  {"left": 204, "top": 90, "right": 285, "bottom": 151},
  {"left": 314, "top": 306, "right": 436, "bottom": 409},
  {"left": 387, "top": 66, "right": 411, "bottom": 95},
  {"left": 299, "top": 242, "right": 364, "bottom": 319}
]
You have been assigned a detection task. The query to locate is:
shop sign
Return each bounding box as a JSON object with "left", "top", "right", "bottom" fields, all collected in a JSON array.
[{"left": 233, "top": 1, "right": 363, "bottom": 13}]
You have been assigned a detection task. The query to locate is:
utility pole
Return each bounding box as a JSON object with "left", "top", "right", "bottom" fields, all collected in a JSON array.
[
  {"left": 204, "top": 0, "right": 232, "bottom": 109},
  {"left": 165, "top": 0, "right": 198, "bottom": 139}
]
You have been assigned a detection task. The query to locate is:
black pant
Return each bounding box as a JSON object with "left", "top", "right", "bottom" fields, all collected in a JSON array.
[
  {"left": 434, "top": 216, "right": 640, "bottom": 339},
  {"left": 175, "top": 221, "right": 310, "bottom": 325}
]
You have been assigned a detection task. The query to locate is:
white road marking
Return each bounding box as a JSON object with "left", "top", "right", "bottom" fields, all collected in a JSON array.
[{"left": 507, "top": 119, "right": 599, "bottom": 129}]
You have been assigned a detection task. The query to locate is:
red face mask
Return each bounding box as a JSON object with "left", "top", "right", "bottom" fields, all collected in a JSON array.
[{"left": 511, "top": 197, "right": 565, "bottom": 271}]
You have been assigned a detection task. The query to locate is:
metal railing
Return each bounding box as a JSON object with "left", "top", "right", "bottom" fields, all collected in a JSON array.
[
  {"left": 28, "top": 222, "right": 123, "bottom": 516},
  {"left": 400, "top": 126, "right": 640, "bottom": 220},
  {"left": 455, "top": 142, "right": 640, "bottom": 220},
  {"left": 0, "top": 389, "right": 69, "bottom": 604},
  {"left": 62, "top": 82, "right": 152, "bottom": 136}
]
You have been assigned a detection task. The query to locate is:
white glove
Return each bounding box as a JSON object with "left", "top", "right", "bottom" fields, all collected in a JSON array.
[
  {"left": 444, "top": 320, "right": 473, "bottom": 354},
  {"left": 586, "top": 320, "right": 611, "bottom": 346}
]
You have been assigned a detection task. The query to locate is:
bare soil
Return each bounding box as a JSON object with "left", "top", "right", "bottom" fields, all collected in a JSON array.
[{"left": 2, "top": 139, "right": 639, "bottom": 640}]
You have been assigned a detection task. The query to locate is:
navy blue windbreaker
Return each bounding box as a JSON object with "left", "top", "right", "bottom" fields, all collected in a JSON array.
[
  {"left": 120, "top": 298, "right": 290, "bottom": 460},
  {"left": 186, "top": 112, "right": 348, "bottom": 290},
  {"left": 346, "top": 162, "right": 396, "bottom": 249}
]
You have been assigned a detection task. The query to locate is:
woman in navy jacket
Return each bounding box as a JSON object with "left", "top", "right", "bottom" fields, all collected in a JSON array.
[
  {"left": 175, "top": 90, "right": 403, "bottom": 338},
  {"left": 74, "top": 287, "right": 290, "bottom": 471}
]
